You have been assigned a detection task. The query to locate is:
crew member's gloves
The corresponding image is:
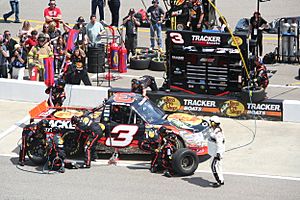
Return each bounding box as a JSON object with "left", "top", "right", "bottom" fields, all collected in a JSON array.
[{"left": 216, "top": 153, "right": 221, "bottom": 161}]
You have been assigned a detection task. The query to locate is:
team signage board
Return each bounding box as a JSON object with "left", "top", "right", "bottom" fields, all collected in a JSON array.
[
  {"left": 166, "top": 30, "right": 249, "bottom": 94},
  {"left": 148, "top": 91, "right": 283, "bottom": 121}
]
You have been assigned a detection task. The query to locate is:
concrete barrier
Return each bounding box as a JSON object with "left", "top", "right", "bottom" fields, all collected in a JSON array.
[
  {"left": 283, "top": 100, "right": 300, "bottom": 123},
  {"left": 0, "top": 79, "right": 109, "bottom": 107}
]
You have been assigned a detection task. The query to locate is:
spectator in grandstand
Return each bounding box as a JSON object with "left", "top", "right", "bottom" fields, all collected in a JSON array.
[
  {"left": 123, "top": 8, "right": 140, "bottom": 63},
  {"left": 48, "top": 21, "right": 61, "bottom": 40},
  {"left": 73, "top": 16, "right": 87, "bottom": 50},
  {"left": 18, "top": 20, "right": 33, "bottom": 41},
  {"left": 44, "top": 0, "right": 62, "bottom": 29},
  {"left": 25, "top": 30, "right": 38, "bottom": 52},
  {"left": 0, "top": 35, "right": 10, "bottom": 78},
  {"left": 108, "top": 0, "right": 120, "bottom": 27},
  {"left": 3, "top": 30, "right": 18, "bottom": 62},
  {"left": 11, "top": 42, "right": 27, "bottom": 80},
  {"left": 91, "top": 0, "right": 105, "bottom": 21},
  {"left": 147, "top": 0, "right": 165, "bottom": 50},
  {"left": 85, "top": 14, "right": 105, "bottom": 44},
  {"left": 3, "top": 0, "right": 21, "bottom": 23}
]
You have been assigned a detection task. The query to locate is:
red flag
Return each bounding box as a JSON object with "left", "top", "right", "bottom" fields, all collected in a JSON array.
[
  {"left": 66, "top": 29, "right": 79, "bottom": 51},
  {"left": 44, "top": 57, "right": 55, "bottom": 87}
]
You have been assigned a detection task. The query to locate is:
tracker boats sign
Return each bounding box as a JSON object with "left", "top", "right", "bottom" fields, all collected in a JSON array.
[{"left": 191, "top": 35, "right": 221, "bottom": 46}]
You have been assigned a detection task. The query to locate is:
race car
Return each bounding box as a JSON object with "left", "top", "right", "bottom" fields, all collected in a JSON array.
[{"left": 27, "top": 92, "right": 211, "bottom": 174}]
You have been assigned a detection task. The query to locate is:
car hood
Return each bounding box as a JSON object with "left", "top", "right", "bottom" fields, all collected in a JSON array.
[{"left": 165, "top": 113, "right": 209, "bottom": 133}]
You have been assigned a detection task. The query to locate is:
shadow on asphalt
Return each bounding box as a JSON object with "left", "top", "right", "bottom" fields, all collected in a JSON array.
[{"left": 182, "top": 177, "right": 215, "bottom": 188}]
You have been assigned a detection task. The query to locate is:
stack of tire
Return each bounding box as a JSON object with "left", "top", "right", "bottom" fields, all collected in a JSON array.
[{"left": 129, "top": 48, "right": 166, "bottom": 71}]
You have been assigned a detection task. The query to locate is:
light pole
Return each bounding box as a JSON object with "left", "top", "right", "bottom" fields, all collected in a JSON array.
[{"left": 257, "top": 0, "right": 271, "bottom": 12}]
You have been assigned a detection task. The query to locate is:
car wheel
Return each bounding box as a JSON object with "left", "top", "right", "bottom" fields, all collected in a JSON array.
[
  {"left": 26, "top": 137, "right": 47, "bottom": 165},
  {"left": 241, "top": 86, "right": 266, "bottom": 102},
  {"left": 62, "top": 131, "right": 80, "bottom": 156},
  {"left": 172, "top": 148, "right": 199, "bottom": 176},
  {"left": 149, "top": 57, "right": 166, "bottom": 71},
  {"left": 129, "top": 56, "right": 151, "bottom": 70}
]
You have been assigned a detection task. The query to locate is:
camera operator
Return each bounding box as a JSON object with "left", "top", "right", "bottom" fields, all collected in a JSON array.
[
  {"left": 0, "top": 35, "right": 10, "bottom": 78},
  {"left": 11, "top": 42, "right": 27, "bottom": 80},
  {"left": 123, "top": 8, "right": 140, "bottom": 63}
]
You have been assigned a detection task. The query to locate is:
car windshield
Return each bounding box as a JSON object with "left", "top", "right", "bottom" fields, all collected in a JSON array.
[{"left": 132, "top": 98, "right": 165, "bottom": 124}]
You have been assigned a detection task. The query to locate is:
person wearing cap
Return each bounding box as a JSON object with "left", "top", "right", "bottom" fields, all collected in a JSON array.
[
  {"left": 123, "top": 8, "right": 140, "bottom": 63},
  {"left": 249, "top": 11, "right": 268, "bottom": 57},
  {"left": 27, "top": 33, "right": 53, "bottom": 81},
  {"left": 108, "top": 0, "right": 120, "bottom": 27},
  {"left": 3, "top": 0, "right": 21, "bottom": 23},
  {"left": 147, "top": 0, "right": 165, "bottom": 50},
  {"left": 187, "top": 0, "right": 205, "bottom": 32},
  {"left": 44, "top": 0, "right": 62, "bottom": 29},
  {"left": 0, "top": 35, "right": 10, "bottom": 78},
  {"left": 11, "top": 41, "right": 27, "bottom": 80},
  {"left": 73, "top": 17, "right": 87, "bottom": 50},
  {"left": 91, "top": 0, "right": 106, "bottom": 21},
  {"left": 208, "top": 116, "right": 225, "bottom": 187}
]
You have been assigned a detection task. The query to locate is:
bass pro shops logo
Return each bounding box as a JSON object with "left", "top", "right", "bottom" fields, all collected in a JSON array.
[
  {"left": 157, "top": 96, "right": 181, "bottom": 112},
  {"left": 192, "top": 35, "right": 221, "bottom": 46}
]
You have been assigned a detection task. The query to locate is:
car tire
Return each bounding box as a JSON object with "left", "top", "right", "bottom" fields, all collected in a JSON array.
[
  {"left": 172, "top": 148, "right": 199, "bottom": 176},
  {"left": 26, "top": 137, "right": 47, "bottom": 165},
  {"left": 149, "top": 57, "right": 166, "bottom": 71},
  {"left": 241, "top": 86, "right": 266, "bottom": 102},
  {"left": 62, "top": 131, "right": 80, "bottom": 156},
  {"left": 129, "top": 56, "right": 151, "bottom": 70}
]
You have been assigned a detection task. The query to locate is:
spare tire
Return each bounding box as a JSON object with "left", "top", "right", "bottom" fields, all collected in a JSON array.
[
  {"left": 241, "top": 86, "right": 266, "bottom": 102},
  {"left": 172, "top": 148, "right": 199, "bottom": 176},
  {"left": 129, "top": 56, "right": 151, "bottom": 70},
  {"left": 149, "top": 57, "right": 166, "bottom": 71}
]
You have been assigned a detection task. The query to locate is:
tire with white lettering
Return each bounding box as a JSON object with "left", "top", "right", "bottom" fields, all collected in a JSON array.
[
  {"left": 129, "top": 56, "right": 151, "bottom": 70},
  {"left": 241, "top": 86, "right": 266, "bottom": 102},
  {"left": 172, "top": 148, "right": 199, "bottom": 176},
  {"left": 62, "top": 131, "right": 80, "bottom": 156},
  {"left": 149, "top": 57, "right": 166, "bottom": 71}
]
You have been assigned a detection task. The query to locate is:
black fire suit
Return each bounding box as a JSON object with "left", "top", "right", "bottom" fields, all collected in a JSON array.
[
  {"left": 19, "top": 124, "right": 46, "bottom": 165},
  {"left": 131, "top": 75, "right": 158, "bottom": 96},
  {"left": 45, "top": 85, "right": 66, "bottom": 107},
  {"left": 75, "top": 118, "right": 104, "bottom": 167}
]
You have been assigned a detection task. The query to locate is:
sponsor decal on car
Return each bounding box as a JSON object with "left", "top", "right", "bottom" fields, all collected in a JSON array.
[{"left": 191, "top": 35, "right": 221, "bottom": 46}]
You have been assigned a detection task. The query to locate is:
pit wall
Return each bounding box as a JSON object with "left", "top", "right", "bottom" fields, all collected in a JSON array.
[
  {"left": 0, "top": 79, "right": 109, "bottom": 108},
  {"left": 1, "top": 79, "right": 300, "bottom": 122}
]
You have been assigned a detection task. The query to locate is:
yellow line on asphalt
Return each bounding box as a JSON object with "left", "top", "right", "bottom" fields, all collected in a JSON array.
[{"left": 1, "top": 17, "right": 280, "bottom": 41}]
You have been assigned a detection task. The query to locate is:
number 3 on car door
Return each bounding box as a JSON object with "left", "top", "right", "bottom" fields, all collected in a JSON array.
[{"left": 105, "top": 125, "right": 138, "bottom": 147}]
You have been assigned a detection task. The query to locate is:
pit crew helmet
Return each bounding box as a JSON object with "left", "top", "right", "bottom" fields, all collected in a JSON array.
[
  {"left": 210, "top": 116, "right": 221, "bottom": 126},
  {"left": 71, "top": 116, "right": 80, "bottom": 125},
  {"left": 56, "top": 78, "right": 66, "bottom": 88},
  {"left": 52, "top": 127, "right": 60, "bottom": 134},
  {"left": 37, "top": 119, "right": 50, "bottom": 129}
]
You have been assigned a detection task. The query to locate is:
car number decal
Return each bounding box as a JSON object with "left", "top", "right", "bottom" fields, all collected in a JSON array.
[
  {"left": 113, "top": 93, "right": 135, "bottom": 104},
  {"left": 105, "top": 125, "right": 138, "bottom": 147}
]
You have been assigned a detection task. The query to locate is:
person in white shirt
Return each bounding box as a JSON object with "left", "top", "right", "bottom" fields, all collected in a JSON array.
[{"left": 85, "top": 14, "right": 105, "bottom": 45}]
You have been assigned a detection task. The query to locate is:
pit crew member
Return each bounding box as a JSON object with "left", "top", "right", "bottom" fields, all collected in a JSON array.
[
  {"left": 46, "top": 127, "right": 66, "bottom": 173},
  {"left": 208, "top": 116, "right": 225, "bottom": 187},
  {"left": 19, "top": 119, "right": 50, "bottom": 166},
  {"left": 131, "top": 75, "right": 158, "bottom": 96},
  {"left": 71, "top": 116, "right": 105, "bottom": 168},
  {"left": 45, "top": 78, "right": 66, "bottom": 107}
]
